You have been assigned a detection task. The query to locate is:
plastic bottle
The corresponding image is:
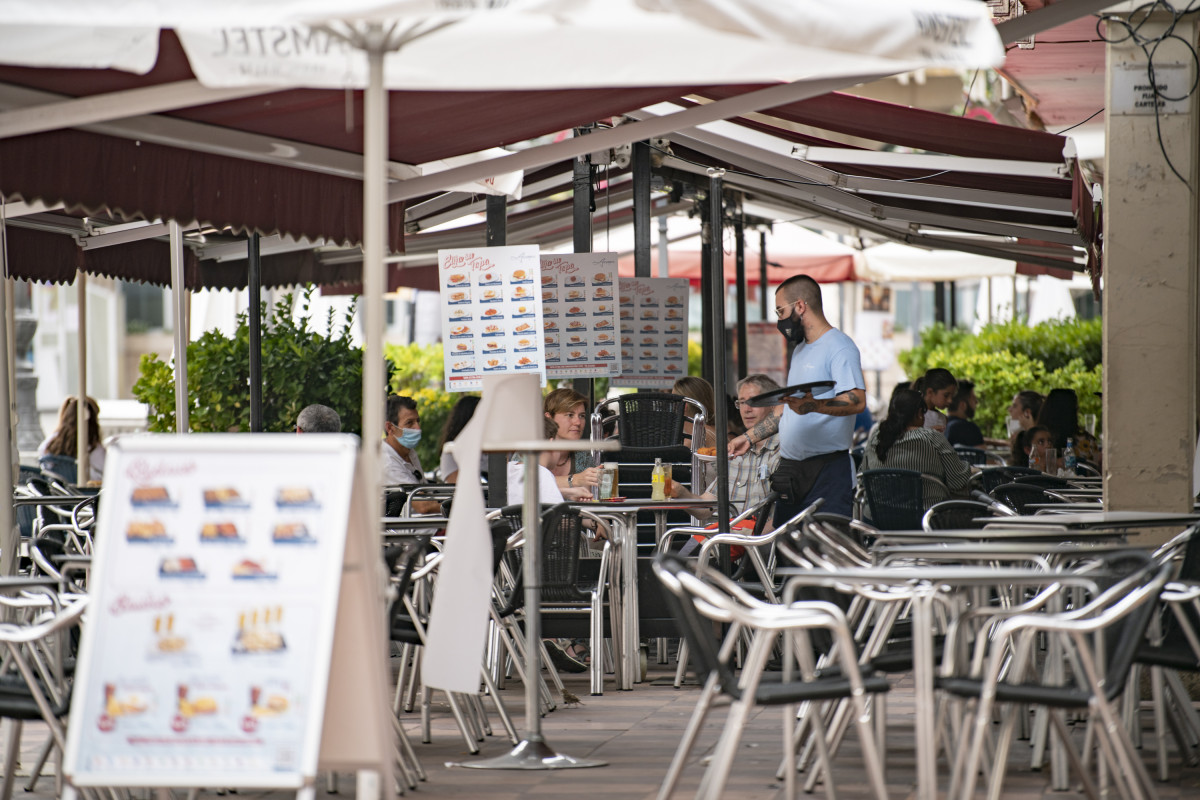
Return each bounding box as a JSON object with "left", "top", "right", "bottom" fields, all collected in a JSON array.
[
  {"left": 650, "top": 458, "right": 666, "bottom": 501},
  {"left": 1063, "top": 438, "right": 1077, "bottom": 477}
]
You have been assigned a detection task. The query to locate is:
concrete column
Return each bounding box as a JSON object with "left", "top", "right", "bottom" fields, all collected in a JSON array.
[{"left": 1102, "top": 8, "right": 1199, "bottom": 518}]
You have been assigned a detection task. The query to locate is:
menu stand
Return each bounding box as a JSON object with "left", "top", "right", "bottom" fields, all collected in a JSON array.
[{"left": 457, "top": 439, "right": 619, "bottom": 770}]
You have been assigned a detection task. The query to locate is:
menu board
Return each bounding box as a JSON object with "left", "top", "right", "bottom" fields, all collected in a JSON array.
[
  {"left": 439, "top": 245, "right": 544, "bottom": 392},
  {"left": 612, "top": 277, "right": 690, "bottom": 389},
  {"left": 540, "top": 252, "right": 621, "bottom": 378},
  {"left": 64, "top": 434, "right": 359, "bottom": 790}
]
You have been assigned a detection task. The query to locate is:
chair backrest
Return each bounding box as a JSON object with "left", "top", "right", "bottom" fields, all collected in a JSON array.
[
  {"left": 38, "top": 454, "right": 77, "bottom": 485},
  {"left": 1013, "top": 474, "right": 1075, "bottom": 490},
  {"left": 953, "top": 445, "right": 989, "bottom": 466},
  {"left": 991, "top": 482, "right": 1062, "bottom": 514},
  {"left": 1093, "top": 554, "right": 1173, "bottom": 702},
  {"left": 496, "top": 503, "right": 590, "bottom": 612},
  {"left": 921, "top": 499, "right": 998, "bottom": 531},
  {"left": 17, "top": 465, "right": 42, "bottom": 487},
  {"left": 594, "top": 392, "right": 706, "bottom": 451},
  {"left": 653, "top": 553, "right": 742, "bottom": 698},
  {"left": 976, "top": 466, "right": 1042, "bottom": 493},
  {"left": 859, "top": 469, "right": 925, "bottom": 531}
]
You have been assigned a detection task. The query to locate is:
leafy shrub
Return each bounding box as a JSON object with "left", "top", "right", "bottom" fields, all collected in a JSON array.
[
  {"left": 133, "top": 288, "right": 391, "bottom": 438},
  {"left": 899, "top": 318, "right": 1103, "bottom": 438}
]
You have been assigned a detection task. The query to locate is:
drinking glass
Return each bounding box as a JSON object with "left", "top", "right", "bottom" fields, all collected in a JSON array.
[
  {"left": 1042, "top": 448, "right": 1057, "bottom": 475},
  {"left": 1083, "top": 413, "right": 1097, "bottom": 437}
]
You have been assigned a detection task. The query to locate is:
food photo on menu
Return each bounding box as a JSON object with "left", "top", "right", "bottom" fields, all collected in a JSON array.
[
  {"left": 203, "top": 487, "right": 249, "bottom": 509},
  {"left": 159, "top": 556, "right": 203, "bottom": 579},
  {"left": 130, "top": 486, "right": 174, "bottom": 508},
  {"left": 272, "top": 522, "right": 314, "bottom": 543},
  {"left": 232, "top": 558, "right": 277, "bottom": 580},
  {"left": 152, "top": 613, "right": 186, "bottom": 655},
  {"left": 200, "top": 521, "right": 242, "bottom": 542},
  {"left": 233, "top": 606, "right": 286, "bottom": 655},
  {"left": 276, "top": 488, "right": 318, "bottom": 509},
  {"left": 176, "top": 684, "right": 220, "bottom": 719},
  {"left": 126, "top": 519, "right": 171, "bottom": 543},
  {"left": 248, "top": 682, "right": 292, "bottom": 717},
  {"left": 102, "top": 681, "right": 152, "bottom": 720}
]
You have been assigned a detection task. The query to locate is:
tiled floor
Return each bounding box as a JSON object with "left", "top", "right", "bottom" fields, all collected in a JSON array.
[{"left": 7, "top": 661, "right": 1200, "bottom": 798}]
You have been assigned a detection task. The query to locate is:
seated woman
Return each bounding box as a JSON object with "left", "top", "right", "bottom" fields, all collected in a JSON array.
[
  {"left": 38, "top": 396, "right": 105, "bottom": 484},
  {"left": 1036, "top": 388, "right": 1101, "bottom": 468},
  {"left": 863, "top": 388, "right": 972, "bottom": 505},
  {"left": 672, "top": 375, "right": 720, "bottom": 489},
  {"left": 507, "top": 418, "right": 595, "bottom": 505},
  {"left": 541, "top": 387, "right": 602, "bottom": 495},
  {"left": 438, "top": 395, "right": 484, "bottom": 483}
]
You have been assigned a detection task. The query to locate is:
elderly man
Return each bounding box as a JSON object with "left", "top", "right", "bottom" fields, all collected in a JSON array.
[
  {"left": 729, "top": 274, "right": 866, "bottom": 521},
  {"left": 295, "top": 403, "right": 341, "bottom": 433},
  {"left": 671, "top": 374, "right": 783, "bottom": 518}
]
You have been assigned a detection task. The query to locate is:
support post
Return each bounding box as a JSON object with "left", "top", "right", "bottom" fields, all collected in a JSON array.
[
  {"left": 248, "top": 232, "right": 262, "bottom": 433},
  {"left": 485, "top": 194, "right": 509, "bottom": 509},
  {"left": 657, "top": 215, "right": 670, "bottom": 277},
  {"left": 1102, "top": 8, "right": 1199, "bottom": 527},
  {"left": 759, "top": 230, "right": 768, "bottom": 321},
  {"left": 170, "top": 221, "right": 188, "bottom": 433},
  {"left": 570, "top": 135, "right": 594, "bottom": 405},
  {"left": 699, "top": 199, "right": 714, "bottom": 385},
  {"left": 76, "top": 270, "right": 88, "bottom": 482},
  {"left": 0, "top": 269, "right": 14, "bottom": 576},
  {"left": 734, "top": 218, "right": 748, "bottom": 380},
  {"left": 632, "top": 141, "right": 651, "bottom": 279},
  {"left": 708, "top": 174, "right": 730, "bottom": 536}
]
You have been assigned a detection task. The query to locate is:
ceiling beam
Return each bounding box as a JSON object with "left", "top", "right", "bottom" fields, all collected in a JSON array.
[
  {"left": 0, "top": 79, "right": 272, "bottom": 140},
  {"left": 996, "top": 0, "right": 1120, "bottom": 44},
  {"left": 386, "top": 72, "right": 890, "bottom": 203},
  {"left": 0, "top": 82, "right": 421, "bottom": 181}
]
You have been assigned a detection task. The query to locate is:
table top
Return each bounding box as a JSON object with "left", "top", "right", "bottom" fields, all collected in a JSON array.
[
  {"left": 776, "top": 565, "right": 1105, "bottom": 589},
  {"left": 982, "top": 510, "right": 1200, "bottom": 530},
  {"left": 575, "top": 498, "right": 718, "bottom": 512},
  {"left": 381, "top": 516, "right": 449, "bottom": 529},
  {"left": 875, "top": 527, "right": 1128, "bottom": 542},
  {"left": 12, "top": 494, "right": 96, "bottom": 506},
  {"left": 875, "top": 541, "right": 1143, "bottom": 561}
]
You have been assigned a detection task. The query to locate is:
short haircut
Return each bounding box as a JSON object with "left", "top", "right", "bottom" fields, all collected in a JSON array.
[
  {"left": 736, "top": 373, "right": 782, "bottom": 396},
  {"left": 543, "top": 387, "right": 588, "bottom": 418},
  {"left": 776, "top": 274, "right": 823, "bottom": 313},
  {"left": 386, "top": 395, "right": 417, "bottom": 428},
  {"left": 951, "top": 379, "right": 975, "bottom": 411},
  {"left": 296, "top": 404, "right": 342, "bottom": 433}
]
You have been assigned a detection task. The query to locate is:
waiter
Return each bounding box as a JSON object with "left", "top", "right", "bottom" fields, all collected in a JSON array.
[{"left": 728, "top": 274, "right": 866, "bottom": 521}]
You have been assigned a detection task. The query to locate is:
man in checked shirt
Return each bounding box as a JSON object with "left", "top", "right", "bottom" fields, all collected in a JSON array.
[{"left": 670, "top": 374, "right": 783, "bottom": 521}]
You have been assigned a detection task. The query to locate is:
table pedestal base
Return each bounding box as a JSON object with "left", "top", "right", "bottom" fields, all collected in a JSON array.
[{"left": 452, "top": 737, "right": 607, "bottom": 770}]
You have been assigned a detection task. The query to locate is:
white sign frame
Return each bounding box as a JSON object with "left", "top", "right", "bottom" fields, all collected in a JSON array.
[
  {"left": 613, "top": 277, "right": 690, "bottom": 389},
  {"left": 63, "top": 434, "right": 390, "bottom": 793},
  {"left": 439, "top": 245, "right": 545, "bottom": 392},
  {"left": 541, "top": 252, "right": 622, "bottom": 378}
]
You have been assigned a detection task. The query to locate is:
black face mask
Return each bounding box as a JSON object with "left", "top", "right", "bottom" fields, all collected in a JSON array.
[{"left": 776, "top": 309, "right": 805, "bottom": 344}]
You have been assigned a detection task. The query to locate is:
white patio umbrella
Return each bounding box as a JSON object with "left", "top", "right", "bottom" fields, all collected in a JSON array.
[{"left": 0, "top": 0, "right": 1004, "bottom": 775}]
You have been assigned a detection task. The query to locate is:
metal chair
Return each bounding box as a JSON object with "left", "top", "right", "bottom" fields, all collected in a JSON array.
[
  {"left": 652, "top": 554, "right": 890, "bottom": 800},
  {"left": 857, "top": 468, "right": 948, "bottom": 531},
  {"left": 921, "top": 499, "right": 1009, "bottom": 531},
  {"left": 942, "top": 551, "right": 1172, "bottom": 800},
  {"left": 991, "top": 481, "right": 1066, "bottom": 515},
  {"left": 974, "top": 465, "right": 1043, "bottom": 494},
  {"left": 952, "top": 445, "right": 990, "bottom": 466},
  {"left": 37, "top": 454, "right": 77, "bottom": 485}
]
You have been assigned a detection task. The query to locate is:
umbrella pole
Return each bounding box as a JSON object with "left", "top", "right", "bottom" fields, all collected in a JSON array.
[
  {"left": 708, "top": 173, "right": 730, "bottom": 538},
  {"left": 75, "top": 269, "right": 88, "bottom": 483},
  {"left": 170, "top": 221, "right": 188, "bottom": 433},
  {"left": 0, "top": 266, "right": 15, "bottom": 577}
]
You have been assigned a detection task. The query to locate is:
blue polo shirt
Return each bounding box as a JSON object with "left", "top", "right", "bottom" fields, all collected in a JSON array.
[{"left": 778, "top": 328, "right": 865, "bottom": 462}]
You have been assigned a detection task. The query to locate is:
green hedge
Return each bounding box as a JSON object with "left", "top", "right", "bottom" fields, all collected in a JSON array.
[
  {"left": 133, "top": 289, "right": 391, "bottom": 437},
  {"left": 898, "top": 319, "right": 1102, "bottom": 439}
]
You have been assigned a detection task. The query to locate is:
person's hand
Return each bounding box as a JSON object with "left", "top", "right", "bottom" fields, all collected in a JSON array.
[
  {"left": 571, "top": 466, "right": 601, "bottom": 488},
  {"left": 728, "top": 434, "right": 752, "bottom": 457},
  {"left": 562, "top": 486, "right": 594, "bottom": 501},
  {"left": 782, "top": 391, "right": 816, "bottom": 415}
]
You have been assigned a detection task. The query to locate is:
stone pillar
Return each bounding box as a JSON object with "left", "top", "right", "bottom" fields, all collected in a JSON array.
[
  {"left": 1102, "top": 8, "right": 1199, "bottom": 521},
  {"left": 13, "top": 280, "right": 43, "bottom": 453}
]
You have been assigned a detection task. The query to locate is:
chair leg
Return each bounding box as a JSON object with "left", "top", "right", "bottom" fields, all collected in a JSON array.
[
  {"left": 674, "top": 640, "right": 690, "bottom": 688},
  {"left": 479, "top": 665, "right": 518, "bottom": 745},
  {"left": 591, "top": 591, "right": 606, "bottom": 696},
  {"left": 656, "top": 674, "right": 720, "bottom": 800},
  {"left": 1151, "top": 665, "right": 1170, "bottom": 782},
  {"left": 0, "top": 720, "right": 21, "bottom": 800},
  {"left": 22, "top": 733, "right": 53, "bottom": 792}
]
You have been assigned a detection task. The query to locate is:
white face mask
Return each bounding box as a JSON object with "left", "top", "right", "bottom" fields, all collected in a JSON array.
[{"left": 1006, "top": 417, "right": 1023, "bottom": 436}]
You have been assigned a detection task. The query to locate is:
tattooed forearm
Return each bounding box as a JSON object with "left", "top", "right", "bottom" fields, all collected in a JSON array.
[{"left": 749, "top": 414, "right": 780, "bottom": 442}]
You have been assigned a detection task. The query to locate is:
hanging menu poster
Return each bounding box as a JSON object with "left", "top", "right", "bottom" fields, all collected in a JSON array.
[
  {"left": 540, "top": 252, "right": 621, "bottom": 378},
  {"left": 64, "top": 434, "right": 358, "bottom": 789},
  {"left": 439, "top": 245, "right": 544, "bottom": 392},
  {"left": 613, "top": 277, "right": 690, "bottom": 389}
]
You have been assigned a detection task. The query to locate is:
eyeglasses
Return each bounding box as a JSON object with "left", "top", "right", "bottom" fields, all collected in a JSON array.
[{"left": 774, "top": 299, "right": 801, "bottom": 318}]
